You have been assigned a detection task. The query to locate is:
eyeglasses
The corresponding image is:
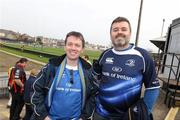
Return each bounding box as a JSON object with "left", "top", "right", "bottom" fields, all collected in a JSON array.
[{"left": 69, "top": 70, "right": 74, "bottom": 84}]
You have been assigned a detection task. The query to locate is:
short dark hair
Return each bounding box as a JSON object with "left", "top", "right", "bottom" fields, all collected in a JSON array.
[
  {"left": 110, "top": 17, "right": 131, "bottom": 32},
  {"left": 83, "top": 54, "right": 89, "bottom": 60},
  {"left": 65, "top": 31, "right": 85, "bottom": 48},
  {"left": 18, "top": 58, "right": 28, "bottom": 63}
]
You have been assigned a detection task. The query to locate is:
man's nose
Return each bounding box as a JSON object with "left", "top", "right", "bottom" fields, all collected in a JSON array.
[
  {"left": 71, "top": 44, "right": 76, "bottom": 49},
  {"left": 117, "top": 29, "right": 123, "bottom": 34}
]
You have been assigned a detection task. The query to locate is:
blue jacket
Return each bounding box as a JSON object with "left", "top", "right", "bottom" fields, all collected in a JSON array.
[{"left": 31, "top": 54, "right": 97, "bottom": 120}]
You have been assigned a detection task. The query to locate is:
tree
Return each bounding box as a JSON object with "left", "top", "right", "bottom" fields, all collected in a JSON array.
[{"left": 36, "top": 37, "right": 43, "bottom": 49}]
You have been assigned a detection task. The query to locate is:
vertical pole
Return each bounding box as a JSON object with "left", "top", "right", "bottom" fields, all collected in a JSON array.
[
  {"left": 135, "top": 0, "right": 143, "bottom": 47},
  {"left": 161, "top": 19, "right": 165, "bottom": 37},
  {"left": 157, "top": 19, "right": 165, "bottom": 73}
]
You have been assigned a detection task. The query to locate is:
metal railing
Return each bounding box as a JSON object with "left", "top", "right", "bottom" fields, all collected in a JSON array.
[
  {"left": 156, "top": 52, "right": 180, "bottom": 107},
  {"left": 0, "top": 75, "right": 9, "bottom": 98}
]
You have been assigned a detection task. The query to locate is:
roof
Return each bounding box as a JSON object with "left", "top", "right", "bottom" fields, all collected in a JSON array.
[{"left": 150, "top": 36, "right": 166, "bottom": 51}]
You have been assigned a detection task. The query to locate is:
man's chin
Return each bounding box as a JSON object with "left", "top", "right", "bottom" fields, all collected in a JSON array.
[
  {"left": 67, "top": 56, "right": 79, "bottom": 61},
  {"left": 114, "top": 42, "right": 125, "bottom": 47},
  {"left": 113, "top": 42, "right": 130, "bottom": 50}
]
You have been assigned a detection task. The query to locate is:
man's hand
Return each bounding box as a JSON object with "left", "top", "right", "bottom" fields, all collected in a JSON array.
[
  {"left": 14, "top": 79, "right": 24, "bottom": 87},
  {"left": 44, "top": 116, "right": 51, "bottom": 120},
  {"left": 92, "top": 60, "right": 101, "bottom": 74}
]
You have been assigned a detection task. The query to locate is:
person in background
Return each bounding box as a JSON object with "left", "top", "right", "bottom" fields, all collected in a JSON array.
[
  {"left": 23, "top": 69, "right": 39, "bottom": 120},
  {"left": 82, "top": 54, "right": 91, "bottom": 65},
  {"left": 91, "top": 17, "right": 160, "bottom": 120},
  {"left": 7, "top": 61, "right": 20, "bottom": 108},
  {"left": 7, "top": 65, "right": 16, "bottom": 108},
  {"left": 31, "top": 31, "right": 97, "bottom": 120},
  {"left": 9, "top": 58, "right": 28, "bottom": 120}
]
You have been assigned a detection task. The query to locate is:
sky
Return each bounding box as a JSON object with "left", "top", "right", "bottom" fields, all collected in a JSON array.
[{"left": 0, "top": 0, "right": 180, "bottom": 52}]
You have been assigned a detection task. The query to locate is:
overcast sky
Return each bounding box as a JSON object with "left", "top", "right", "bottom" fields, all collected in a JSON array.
[{"left": 0, "top": 0, "right": 180, "bottom": 52}]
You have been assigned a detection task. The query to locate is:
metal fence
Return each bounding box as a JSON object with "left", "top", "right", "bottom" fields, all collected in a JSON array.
[{"left": 0, "top": 76, "right": 9, "bottom": 98}]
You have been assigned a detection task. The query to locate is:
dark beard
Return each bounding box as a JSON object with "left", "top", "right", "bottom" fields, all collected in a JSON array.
[{"left": 112, "top": 38, "right": 129, "bottom": 51}]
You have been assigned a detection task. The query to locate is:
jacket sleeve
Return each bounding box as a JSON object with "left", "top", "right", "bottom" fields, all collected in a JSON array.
[
  {"left": 80, "top": 69, "right": 98, "bottom": 119},
  {"left": 31, "top": 64, "right": 50, "bottom": 120},
  {"left": 90, "top": 59, "right": 102, "bottom": 88}
]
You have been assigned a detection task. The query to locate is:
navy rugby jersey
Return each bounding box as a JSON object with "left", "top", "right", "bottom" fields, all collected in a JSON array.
[{"left": 95, "top": 45, "right": 160, "bottom": 117}]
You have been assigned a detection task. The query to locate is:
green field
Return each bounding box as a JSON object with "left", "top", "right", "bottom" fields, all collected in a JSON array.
[{"left": 0, "top": 42, "right": 102, "bottom": 63}]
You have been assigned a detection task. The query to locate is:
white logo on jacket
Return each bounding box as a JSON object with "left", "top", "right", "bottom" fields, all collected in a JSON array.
[
  {"left": 125, "top": 59, "right": 135, "bottom": 67},
  {"left": 112, "top": 66, "right": 122, "bottom": 72},
  {"left": 105, "top": 57, "right": 114, "bottom": 64}
]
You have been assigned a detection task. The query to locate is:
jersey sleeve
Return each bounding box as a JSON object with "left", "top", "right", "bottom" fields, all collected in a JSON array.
[
  {"left": 142, "top": 51, "right": 160, "bottom": 89},
  {"left": 14, "top": 68, "right": 21, "bottom": 80},
  {"left": 135, "top": 47, "right": 160, "bottom": 89}
]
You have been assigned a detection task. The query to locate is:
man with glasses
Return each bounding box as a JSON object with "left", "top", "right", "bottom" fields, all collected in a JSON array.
[{"left": 31, "top": 31, "right": 97, "bottom": 120}]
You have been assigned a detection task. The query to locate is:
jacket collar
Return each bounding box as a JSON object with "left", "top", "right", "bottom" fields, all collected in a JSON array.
[{"left": 49, "top": 54, "right": 91, "bottom": 69}]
